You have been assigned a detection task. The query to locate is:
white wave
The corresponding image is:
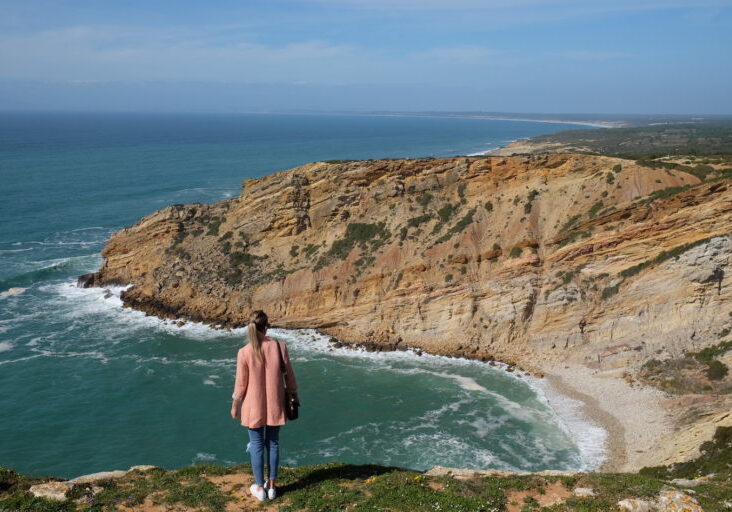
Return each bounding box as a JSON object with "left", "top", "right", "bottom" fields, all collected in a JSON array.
[
  {"left": 0, "top": 341, "right": 14, "bottom": 352},
  {"left": 30, "top": 254, "right": 101, "bottom": 268},
  {"left": 46, "top": 281, "right": 244, "bottom": 341},
  {"left": 67, "top": 227, "right": 108, "bottom": 233},
  {"left": 271, "top": 328, "right": 495, "bottom": 371},
  {"left": 527, "top": 377, "right": 608, "bottom": 471},
  {"left": 41, "top": 279, "right": 604, "bottom": 470},
  {"left": 0, "top": 287, "right": 27, "bottom": 299},
  {"left": 0, "top": 353, "right": 46, "bottom": 366},
  {"left": 0, "top": 248, "right": 33, "bottom": 253},
  {"left": 192, "top": 452, "right": 217, "bottom": 462}
]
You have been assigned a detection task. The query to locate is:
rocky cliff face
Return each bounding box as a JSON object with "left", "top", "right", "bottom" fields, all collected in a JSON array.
[{"left": 87, "top": 154, "right": 732, "bottom": 374}]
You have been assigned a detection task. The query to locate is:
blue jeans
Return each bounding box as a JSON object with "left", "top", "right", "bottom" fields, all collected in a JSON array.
[{"left": 247, "top": 426, "right": 280, "bottom": 486}]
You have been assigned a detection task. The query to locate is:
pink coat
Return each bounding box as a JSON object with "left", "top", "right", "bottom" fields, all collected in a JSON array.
[{"left": 233, "top": 336, "right": 298, "bottom": 428}]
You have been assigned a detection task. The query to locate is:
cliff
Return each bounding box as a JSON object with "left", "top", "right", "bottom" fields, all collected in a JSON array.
[{"left": 86, "top": 154, "right": 732, "bottom": 375}]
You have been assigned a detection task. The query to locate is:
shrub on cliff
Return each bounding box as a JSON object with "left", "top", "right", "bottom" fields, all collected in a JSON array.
[
  {"left": 315, "top": 222, "right": 390, "bottom": 270},
  {"left": 641, "top": 426, "right": 732, "bottom": 481},
  {"left": 705, "top": 360, "right": 729, "bottom": 381},
  {"left": 205, "top": 216, "right": 225, "bottom": 237}
]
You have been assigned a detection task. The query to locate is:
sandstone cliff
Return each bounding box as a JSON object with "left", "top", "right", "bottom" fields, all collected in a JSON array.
[{"left": 86, "top": 154, "right": 732, "bottom": 377}]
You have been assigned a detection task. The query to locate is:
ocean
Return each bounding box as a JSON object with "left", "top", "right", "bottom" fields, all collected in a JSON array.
[{"left": 0, "top": 111, "right": 604, "bottom": 479}]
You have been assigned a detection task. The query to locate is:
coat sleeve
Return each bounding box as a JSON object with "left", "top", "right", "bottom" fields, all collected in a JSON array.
[
  {"left": 281, "top": 342, "right": 298, "bottom": 392},
  {"left": 233, "top": 349, "right": 248, "bottom": 401}
]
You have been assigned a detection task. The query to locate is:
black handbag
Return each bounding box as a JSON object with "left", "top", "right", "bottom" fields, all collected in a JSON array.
[{"left": 276, "top": 341, "right": 300, "bottom": 421}]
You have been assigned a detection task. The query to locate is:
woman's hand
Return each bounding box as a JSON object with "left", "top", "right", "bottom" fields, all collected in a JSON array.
[{"left": 231, "top": 400, "right": 241, "bottom": 420}]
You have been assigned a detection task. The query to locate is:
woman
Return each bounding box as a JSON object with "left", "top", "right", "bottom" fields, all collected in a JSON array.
[{"left": 231, "top": 310, "right": 298, "bottom": 501}]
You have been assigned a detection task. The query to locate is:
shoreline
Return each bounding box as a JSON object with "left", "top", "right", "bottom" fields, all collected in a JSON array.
[
  {"left": 79, "top": 276, "right": 671, "bottom": 476},
  {"left": 361, "top": 112, "right": 622, "bottom": 129},
  {"left": 540, "top": 365, "right": 674, "bottom": 473}
]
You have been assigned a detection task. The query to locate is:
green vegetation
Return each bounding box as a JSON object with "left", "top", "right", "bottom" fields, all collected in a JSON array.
[
  {"left": 5, "top": 439, "right": 732, "bottom": 512},
  {"left": 524, "top": 190, "right": 539, "bottom": 214},
  {"left": 706, "top": 360, "right": 729, "bottom": 381},
  {"left": 558, "top": 229, "right": 592, "bottom": 248},
  {"left": 290, "top": 245, "right": 299, "bottom": 258},
  {"left": 513, "top": 122, "right": 732, "bottom": 157},
  {"left": 612, "top": 164, "right": 622, "bottom": 172},
  {"left": 484, "top": 201, "right": 493, "bottom": 212},
  {"left": 601, "top": 283, "right": 620, "bottom": 300},
  {"left": 509, "top": 247, "right": 523, "bottom": 258},
  {"left": 205, "top": 216, "right": 225, "bottom": 237},
  {"left": 430, "top": 203, "right": 459, "bottom": 236},
  {"left": 170, "top": 246, "right": 190, "bottom": 260},
  {"left": 641, "top": 426, "right": 732, "bottom": 482},
  {"left": 434, "top": 208, "right": 477, "bottom": 245},
  {"left": 416, "top": 192, "right": 433, "bottom": 208},
  {"left": 559, "top": 215, "right": 581, "bottom": 233},
  {"left": 394, "top": 272, "right": 404, "bottom": 288},
  {"left": 457, "top": 183, "right": 467, "bottom": 203},
  {"left": 636, "top": 184, "right": 694, "bottom": 205},
  {"left": 619, "top": 236, "right": 715, "bottom": 279},
  {"left": 302, "top": 244, "right": 319, "bottom": 258},
  {"left": 587, "top": 200, "right": 604, "bottom": 219},
  {"left": 606, "top": 172, "right": 615, "bottom": 185},
  {"left": 315, "top": 222, "right": 391, "bottom": 270},
  {"left": 639, "top": 338, "right": 732, "bottom": 394},
  {"left": 407, "top": 214, "right": 431, "bottom": 229},
  {"left": 230, "top": 251, "right": 264, "bottom": 267},
  {"left": 557, "top": 269, "right": 579, "bottom": 285},
  {"left": 400, "top": 214, "right": 432, "bottom": 242},
  {"left": 437, "top": 203, "right": 457, "bottom": 223}
]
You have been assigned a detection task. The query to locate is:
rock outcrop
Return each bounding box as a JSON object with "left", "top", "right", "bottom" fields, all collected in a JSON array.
[{"left": 90, "top": 155, "right": 732, "bottom": 376}]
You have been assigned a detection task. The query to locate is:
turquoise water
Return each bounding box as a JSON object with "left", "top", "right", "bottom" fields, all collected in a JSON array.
[{"left": 0, "top": 112, "right": 603, "bottom": 478}]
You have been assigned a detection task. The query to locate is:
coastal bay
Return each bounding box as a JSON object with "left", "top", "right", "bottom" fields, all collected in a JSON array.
[{"left": 0, "top": 112, "right": 606, "bottom": 479}]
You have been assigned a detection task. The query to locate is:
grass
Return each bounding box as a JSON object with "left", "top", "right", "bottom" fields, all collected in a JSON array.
[{"left": 4, "top": 441, "right": 732, "bottom": 512}]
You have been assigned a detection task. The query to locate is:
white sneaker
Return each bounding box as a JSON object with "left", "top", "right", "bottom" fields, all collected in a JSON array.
[
  {"left": 265, "top": 481, "right": 277, "bottom": 499},
  {"left": 250, "top": 484, "right": 266, "bottom": 501}
]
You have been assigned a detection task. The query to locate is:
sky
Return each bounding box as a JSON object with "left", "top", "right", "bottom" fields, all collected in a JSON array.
[{"left": 0, "top": 0, "right": 731, "bottom": 114}]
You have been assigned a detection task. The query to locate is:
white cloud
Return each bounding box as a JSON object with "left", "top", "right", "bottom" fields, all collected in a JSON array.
[
  {"left": 0, "top": 25, "right": 511, "bottom": 85},
  {"left": 562, "top": 50, "right": 632, "bottom": 60},
  {"left": 312, "top": 0, "right": 732, "bottom": 10},
  {"left": 417, "top": 46, "right": 502, "bottom": 61}
]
